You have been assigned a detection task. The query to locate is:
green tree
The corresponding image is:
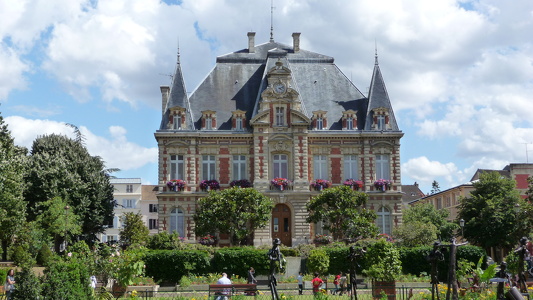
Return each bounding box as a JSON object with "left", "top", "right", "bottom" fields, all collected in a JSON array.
[
  {"left": 35, "top": 196, "right": 82, "bottom": 252},
  {"left": 24, "top": 133, "right": 115, "bottom": 247},
  {"left": 0, "top": 112, "right": 27, "bottom": 260},
  {"left": 306, "top": 186, "right": 378, "bottom": 241},
  {"left": 193, "top": 187, "right": 274, "bottom": 246},
  {"left": 402, "top": 202, "right": 458, "bottom": 241},
  {"left": 120, "top": 212, "right": 149, "bottom": 246},
  {"left": 430, "top": 180, "right": 441, "bottom": 194},
  {"left": 458, "top": 171, "right": 533, "bottom": 253},
  {"left": 147, "top": 231, "right": 183, "bottom": 250},
  {"left": 392, "top": 221, "right": 438, "bottom": 247}
]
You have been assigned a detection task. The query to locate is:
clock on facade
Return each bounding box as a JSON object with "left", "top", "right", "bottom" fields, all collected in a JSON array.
[{"left": 274, "top": 82, "right": 286, "bottom": 94}]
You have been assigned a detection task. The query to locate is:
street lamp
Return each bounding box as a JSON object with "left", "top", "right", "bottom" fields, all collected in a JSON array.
[
  {"left": 459, "top": 219, "right": 465, "bottom": 237},
  {"left": 64, "top": 205, "right": 70, "bottom": 251}
]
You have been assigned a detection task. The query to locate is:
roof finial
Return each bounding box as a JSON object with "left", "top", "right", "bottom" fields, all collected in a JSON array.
[
  {"left": 270, "top": 0, "right": 274, "bottom": 42},
  {"left": 374, "top": 40, "right": 379, "bottom": 65},
  {"left": 177, "top": 38, "right": 181, "bottom": 64}
]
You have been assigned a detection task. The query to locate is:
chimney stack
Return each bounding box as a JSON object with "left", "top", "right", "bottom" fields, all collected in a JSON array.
[
  {"left": 247, "top": 32, "right": 256, "bottom": 53},
  {"left": 160, "top": 86, "right": 170, "bottom": 114},
  {"left": 292, "top": 32, "right": 301, "bottom": 53}
]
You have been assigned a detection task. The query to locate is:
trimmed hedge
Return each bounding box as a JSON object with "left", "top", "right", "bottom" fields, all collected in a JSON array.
[
  {"left": 211, "top": 247, "right": 270, "bottom": 277},
  {"left": 143, "top": 250, "right": 211, "bottom": 284}
]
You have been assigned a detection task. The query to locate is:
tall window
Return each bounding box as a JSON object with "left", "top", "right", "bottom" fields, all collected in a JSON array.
[
  {"left": 173, "top": 115, "right": 182, "bottom": 130},
  {"left": 202, "top": 155, "right": 216, "bottom": 180},
  {"left": 376, "top": 207, "right": 391, "bottom": 235},
  {"left": 149, "top": 204, "right": 158, "bottom": 213},
  {"left": 346, "top": 117, "right": 354, "bottom": 130},
  {"left": 122, "top": 199, "right": 135, "bottom": 208},
  {"left": 375, "top": 154, "right": 390, "bottom": 180},
  {"left": 170, "top": 155, "right": 184, "bottom": 180},
  {"left": 232, "top": 155, "right": 247, "bottom": 180},
  {"left": 313, "top": 155, "right": 327, "bottom": 179},
  {"left": 273, "top": 154, "right": 288, "bottom": 178},
  {"left": 344, "top": 155, "right": 358, "bottom": 179},
  {"left": 169, "top": 207, "right": 185, "bottom": 237},
  {"left": 126, "top": 184, "right": 133, "bottom": 193},
  {"left": 235, "top": 117, "right": 243, "bottom": 131},
  {"left": 205, "top": 117, "right": 212, "bottom": 130},
  {"left": 275, "top": 107, "right": 285, "bottom": 126},
  {"left": 149, "top": 219, "right": 158, "bottom": 230},
  {"left": 316, "top": 117, "right": 323, "bottom": 130},
  {"left": 377, "top": 115, "right": 386, "bottom": 130}
]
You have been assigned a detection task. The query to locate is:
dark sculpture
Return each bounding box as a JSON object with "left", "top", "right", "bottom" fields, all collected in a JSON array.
[
  {"left": 443, "top": 237, "right": 468, "bottom": 300},
  {"left": 514, "top": 237, "right": 528, "bottom": 293},
  {"left": 495, "top": 261, "right": 510, "bottom": 300},
  {"left": 267, "top": 238, "right": 285, "bottom": 300},
  {"left": 347, "top": 245, "right": 366, "bottom": 300},
  {"left": 427, "top": 241, "right": 445, "bottom": 300}
]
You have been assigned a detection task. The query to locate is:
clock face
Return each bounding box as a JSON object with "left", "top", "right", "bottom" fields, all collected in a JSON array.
[{"left": 274, "top": 83, "right": 286, "bottom": 94}]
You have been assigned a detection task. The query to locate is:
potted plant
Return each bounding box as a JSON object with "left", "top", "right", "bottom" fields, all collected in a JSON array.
[
  {"left": 271, "top": 177, "right": 291, "bottom": 191},
  {"left": 229, "top": 179, "right": 252, "bottom": 188},
  {"left": 343, "top": 179, "right": 364, "bottom": 190},
  {"left": 373, "top": 179, "right": 392, "bottom": 191},
  {"left": 310, "top": 179, "right": 332, "bottom": 191},
  {"left": 199, "top": 180, "right": 220, "bottom": 191},
  {"left": 363, "top": 238, "right": 402, "bottom": 299},
  {"left": 166, "top": 179, "right": 186, "bottom": 191}
]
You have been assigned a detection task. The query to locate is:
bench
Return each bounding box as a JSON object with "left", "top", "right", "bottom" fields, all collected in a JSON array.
[{"left": 208, "top": 284, "right": 258, "bottom": 299}]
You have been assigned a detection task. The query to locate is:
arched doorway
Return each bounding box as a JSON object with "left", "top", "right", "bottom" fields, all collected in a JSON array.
[{"left": 272, "top": 203, "right": 292, "bottom": 247}]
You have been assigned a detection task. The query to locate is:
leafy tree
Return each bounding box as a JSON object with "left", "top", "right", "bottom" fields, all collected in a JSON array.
[
  {"left": 402, "top": 202, "right": 458, "bottom": 241},
  {"left": 0, "top": 112, "right": 27, "bottom": 260},
  {"left": 306, "top": 186, "right": 378, "bottom": 241},
  {"left": 193, "top": 187, "right": 274, "bottom": 246},
  {"left": 430, "top": 180, "right": 441, "bottom": 194},
  {"left": 24, "top": 133, "right": 115, "bottom": 247},
  {"left": 147, "top": 231, "right": 183, "bottom": 250},
  {"left": 393, "top": 221, "right": 438, "bottom": 247},
  {"left": 36, "top": 196, "right": 82, "bottom": 252},
  {"left": 458, "top": 171, "right": 533, "bottom": 253},
  {"left": 120, "top": 212, "right": 149, "bottom": 246}
]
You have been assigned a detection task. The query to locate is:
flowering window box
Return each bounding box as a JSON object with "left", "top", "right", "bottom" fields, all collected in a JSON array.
[
  {"left": 270, "top": 177, "right": 291, "bottom": 191},
  {"left": 167, "top": 179, "right": 186, "bottom": 191},
  {"left": 200, "top": 180, "right": 220, "bottom": 191},
  {"left": 310, "top": 179, "right": 332, "bottom": 191},
  {"left": 230, "top": 179, "right": 252, "bottom": 188},
  {"left": 373, "top": 179, "right": 392, "bottom": 191},
  {"left": 343, "top": 179, "right": 364, "bottom": 190}
]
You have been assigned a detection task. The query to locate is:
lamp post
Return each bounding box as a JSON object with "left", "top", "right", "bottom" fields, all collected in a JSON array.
[
  {"left": 64, "top": 205, "right": 70, "bottom": 251},
  {"left": 459, "top": 219, "right": 465, "bottom": 238}
]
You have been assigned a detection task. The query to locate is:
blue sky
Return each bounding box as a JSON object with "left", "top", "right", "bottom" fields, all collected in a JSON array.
[{"left": 1, "top": 0, "right": 532, "bottom": 194}]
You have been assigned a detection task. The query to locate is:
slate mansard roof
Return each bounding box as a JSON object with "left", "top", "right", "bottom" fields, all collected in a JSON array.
[{"left": 159, "top": 32, "right": 400, "bottom": 133}]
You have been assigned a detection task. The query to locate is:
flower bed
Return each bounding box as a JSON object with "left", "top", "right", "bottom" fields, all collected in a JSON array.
[
  {"left": 311, "top": 179, "right": 332, "bottom": 191},
  {"left": 167, "top": 179, "right": 186, "bottom": 191},
  {"left": 200, "top": 180, "right": 220, "bottom": 191},
  {"left": 343, "top": 179, "right": 363, "bottom": 190}
]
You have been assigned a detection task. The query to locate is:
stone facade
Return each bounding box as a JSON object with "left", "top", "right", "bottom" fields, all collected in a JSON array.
[{"left": 154, "top": 31, "right": 404, "bottom": 247}]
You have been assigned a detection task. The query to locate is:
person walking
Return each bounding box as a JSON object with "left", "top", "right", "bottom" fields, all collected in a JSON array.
[
  {"left": 332, "top": 272, "right": 341, "bottom": 294},
  {"left": 339, "top": 272, "right": 347, "bottom": 296},
  {"left": 311, "top": 272, "right": 324, "bottom": 296},
  {"left": 247, "top": 267, "right": 257, "bottom": 284},
  {"left": 297, "top": 272, "right": 304, "bottom": 295},
  {"left": 4, "top": 269, "right": 15, "bottom": 300}
]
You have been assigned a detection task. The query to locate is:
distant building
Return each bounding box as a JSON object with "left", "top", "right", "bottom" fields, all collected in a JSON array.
[
  {"left": 141, "top": 185, "right": 160, "bottom": 235},
  {"left": 400, "top": 182, "right": 425, "bottom": 206},
  {"left": 154, "top": 31, "right": 404, "bottom": 246}
]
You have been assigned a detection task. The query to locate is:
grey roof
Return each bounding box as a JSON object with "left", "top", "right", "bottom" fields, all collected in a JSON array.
[
  {"left": 365, "top": 55, "right": 399, "bottom": 130},
  {"left": 159, "top": 34, "right": 400, "bottom": 132},
  {"left": 470, "top": 168, "right": 511, "bottom": 181}
]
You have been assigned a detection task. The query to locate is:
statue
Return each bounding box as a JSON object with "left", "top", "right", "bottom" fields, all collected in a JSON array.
[
  {"left": 495, "top": 262, "right": 510, "bottom": 300},
  {"left": 443, "top": 237, "right": 468, "bottom": 300},
  {"left": 347, "top": 246, "right": 366, "bottom": 300},
  {"left": 514, "top": 237, "right": 528, "bottom": 293},
  {"left": 267, "top": 238, "right": 285, "bottom": 300},
  {"left": 427, "top": 241, "right": 445, "bottom": 300}
]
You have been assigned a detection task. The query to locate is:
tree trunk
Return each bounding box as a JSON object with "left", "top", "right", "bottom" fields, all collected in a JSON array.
[{"left": 1, "top": 239, "right": 7, "bottom": 261}]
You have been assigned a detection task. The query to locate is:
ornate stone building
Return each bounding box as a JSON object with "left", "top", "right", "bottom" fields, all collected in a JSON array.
[{"left": 155, "top": 32, "right": 404, "bottom": 246}]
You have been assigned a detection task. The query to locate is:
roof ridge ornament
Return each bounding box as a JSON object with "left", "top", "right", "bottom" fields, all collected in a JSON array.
[
  {"left": 270, "top": 0, "right": 274, "bottom": 42},
  {"left": 375, "top": 40, "right": 379, "bottom": 65}
]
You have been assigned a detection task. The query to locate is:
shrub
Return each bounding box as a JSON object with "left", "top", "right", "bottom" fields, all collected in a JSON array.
[
  {"left": 11, "top": 268, "right": 42, "bottom": 300},
  {"left": 41, "top": 257, "right": 92, "bottom": 300},
  {"left": 363, "top": 239, "right": 401, "bottom": 281},
  {"left": 211, "top": 247, "right": 269, "bottom": 278},
  {"left": 307, "top": 249, "right": 329, "bottom": 275},
  {"left": 36, "top": 244, "right": 54, "bottom": 267},
  {"left": 144, "top": 250, "right": 211, "bottom": 284}
]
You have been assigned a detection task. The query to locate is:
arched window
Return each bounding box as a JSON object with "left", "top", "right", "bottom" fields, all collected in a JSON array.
[
  {"left": 376, "top": 207, "right": 391, "bottom": 235},
  {"left": 170, "top": 207, "right": 185, "bottom": 238}
]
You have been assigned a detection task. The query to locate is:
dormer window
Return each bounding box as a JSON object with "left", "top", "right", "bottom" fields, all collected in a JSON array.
[
  {"left": 342, "top": 110, "right": 357, "bottom": 130},
  {"left": 231, "top": 110, "right": 247, "bottom": 131},
  {"left": 275, "top": 107, "right": 285, "bottom": 126},
  {"left": 372, "top": 107, "right": 390, "bottom": 131},
  {"left": 312, "top": 110, "right": 327, "bottom": 130},
  {"left": 169, "top": 107, "right": 186, "bottom": 130},
  {"left": 201, "top": 110, "right": 216, "bottom": 130}
]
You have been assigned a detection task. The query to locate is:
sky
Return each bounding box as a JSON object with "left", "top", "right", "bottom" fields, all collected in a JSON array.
[{"left": 1, "top": 0, "right": 532, "bottom": 194}]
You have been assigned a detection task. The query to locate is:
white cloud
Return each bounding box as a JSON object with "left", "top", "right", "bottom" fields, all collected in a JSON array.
[
  {"left": 4, "top": 116, "right": 157, "bottom": 171},
  {"left": 402, "top": 156, "right": 465, "bottom": 190}
]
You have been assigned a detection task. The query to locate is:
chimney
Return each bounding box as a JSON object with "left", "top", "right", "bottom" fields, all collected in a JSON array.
[
  {"left": 292, "top": 32, "right": 301, "bottom": 53},
  {"left": 247, "top": 32, "right": 255, "bottom": 53},
  {"left": 160, "top": 86, "right": 170, "bottom": 114}
]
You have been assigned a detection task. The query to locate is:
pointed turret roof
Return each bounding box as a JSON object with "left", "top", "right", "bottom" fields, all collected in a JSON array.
[{"left": 364, "top": 52, "right": 400, "bottom": 131}]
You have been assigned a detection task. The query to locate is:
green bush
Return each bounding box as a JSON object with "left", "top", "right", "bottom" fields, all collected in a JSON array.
[
  {"left": 41, "top": 256, "right": 93, "bottom": 300},
  {"left": 363, "top": 239, "right": 402, "bottom": 281},
  {"left": 144, "top": 250, "right": 211, "bottom": 284},
  {"left": 11, "top": 268, "right": 42, "bottom": 300},
  {"left": 36, "top": 244, "right": 54, "bottom": 267},
  {"left": 323, "top": 247, "right": 350, "bottom": 275},
  {"left": 211, "top": 247, "right": 269, "bottom": 277},
  {"left": 307, "top": 249, "right": 329, "bottom": 275}
]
